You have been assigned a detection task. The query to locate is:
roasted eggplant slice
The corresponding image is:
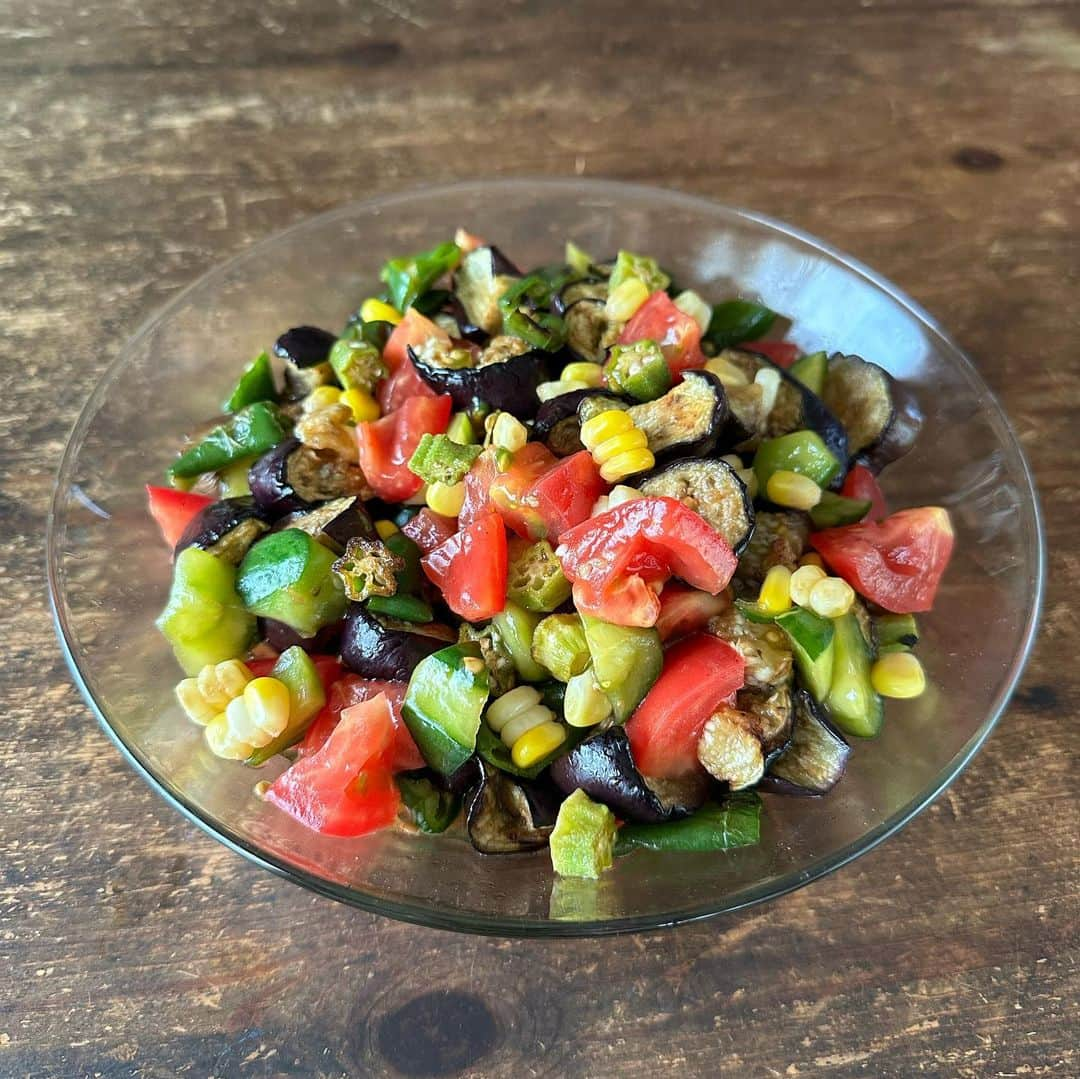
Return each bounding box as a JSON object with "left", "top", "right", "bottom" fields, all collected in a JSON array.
[
  {"left": 549, "top": 727, "right": 704, "bottom": 824},
  {"left": 276, "top": 496, "right": 374, "bottom": 553},
  {"left": 339, "top": 604, "right": 453, "bottom": 682},
  {"left": 563, "top": 298, "right": 608, "bottom": 363},
  {"left": 532, "top": 388, "right": 620, "bottom": 457},
  {"left": 759, "top": 688, "right": 851, "bottom": 795},
  {"left": 821, "top": 353, "right": 922, "bottom": 470},
  {"left": 708, "top": 606, "right": 793, "bottom": 690},
  {"left": 639, "top": 458, "right": 754, "bottom": 555},
  {"left": 408, "top": 344, "right": 553, "bottom": 418},
  {"left": 260, "top": 617, "right": 344, "bottom": 655},
  {"left": 627, "top": 370, "right": 728, "bottom": 463},
  {"left": 733, "top": 510, "right": 810, "bottom": 589},
  {"left": 697, "top": 706, "right": 766, "bottom": 791},
  {"left": 273, "top": 325, "right": 337, "bottom": 399},
  {"left": 174, "top": 496, "right": 270, "bottom": 564},
  {"left": 737, "top": 684, "right": 794, "bottom": 760},
  {"left": 465, "top": 761, "right": 557, "bottom": 854},
  {"left": 451, "top": 246, "right": 521, "bottom": 335},
  {"left": 249, "top": 437, "right": 369, "bottom": 517}
]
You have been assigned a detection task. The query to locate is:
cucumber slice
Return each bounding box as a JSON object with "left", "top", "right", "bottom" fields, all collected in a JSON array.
[
  {"left": 789, "top": 350, "right": 827, "bottom": 396},
  {"left": 776, "top": 607, "right": 835, "bottom": 702},
  {"left": 581, "top": 615, "right": 663, "bottom": 723},
  {"left": 826, "top": 612, "right": 883, "bottom": 737}
]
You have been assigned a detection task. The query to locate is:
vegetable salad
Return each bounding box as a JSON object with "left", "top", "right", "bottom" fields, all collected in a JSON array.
[{"left": 150, "top": 231, "right": 954, "bottom": 878}]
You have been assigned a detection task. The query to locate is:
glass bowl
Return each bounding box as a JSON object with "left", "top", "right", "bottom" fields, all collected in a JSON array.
[{"left": 47, "top": 179, "right": 1044, "bottom": 936}]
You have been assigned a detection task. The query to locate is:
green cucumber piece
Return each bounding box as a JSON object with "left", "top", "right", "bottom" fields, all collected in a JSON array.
[
  {"left": 788, "top": 350, "right": 827, "bottom": 396},
  {"left": 581, "top": 615, "right": 663, "bottom": 722},
  {"left": 826, "top": 612, "right": 883, "bottom": 737},
  {"left": 753, "top": 429, "right": 843, "bottom": 491},
  {"left": 776, "top": 607, "right": 835, "bottom": 702},
  {"left": 810, "top": 491, "right": 872, "bottom": 529},
  {"left": 875, "top": 613, "right": 920, "bottom": 650},
  {"left": 236, "top": 529, "right": 347, "bottom": 638}
]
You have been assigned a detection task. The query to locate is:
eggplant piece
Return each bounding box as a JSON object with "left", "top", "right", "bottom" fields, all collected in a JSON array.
[
  {"left": 638, "top": 457, "right": 754, "bottom": 555},
  {"left": 408, "top": 343, "right": 553, "bottom": 418},
  {"left": 465, "top": 761, "right": 556, "bottom": 854},
  {"left": 260, "top": 617, "right": 343, "bottom": 655},
  {"left": 552, "top": 277, "right": 608, "bottom": 316},
  {"left": 563, "top": 298, "right": 608, "bottom": 363},
  {"left": 451, "top": 246, "right": 521, "bottom": 335},
  {"left": 821, "top": 353, "right": 922, "bottom": 470},
  {"left": 276, "top": 496, "right": 374, "bottom": 554},
  {"left": 532, "top": 388, "right": 599, "bottom": 456},
  {"left": 274, "top": 325, "right": 337, "bottom": 399},
  {"left": 437, "top": 293, "right": 488, "bottom": 345},
  {"left": 697, "top": 706, "right": 767, "bottom": 791},
  {"left": 249, "top": 437, "right": 368, "bottom": 517},
  {"left": 737, "top": 684, "right": 794, "bottom": 760},
  {"left": 549, "top": 728, "right": 704, "bottom": 824},
  {"left": 733, "top": 510, "right": 810, "bottom": 589},
  {"left": 339, "top": 603, "right": 452, "bottom": 682},
  {"left": 626, "top": 370, "right": 728, "bottom": 463},
  {"left": 759, "top": 688, "right": 851, "bottom": 795},
  {"left": 174, "top": 496, "right": 270, "bottom": 564},
  {"left": 708, "top": 606, "right": 794, "bottom": 690},
  {"left": 718, "top": 348, "right": 848, "bottom": 466}
]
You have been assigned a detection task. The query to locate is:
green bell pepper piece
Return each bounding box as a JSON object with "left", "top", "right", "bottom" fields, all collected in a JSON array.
[
  {"left": 614, "top": 793, "right": 762, "bottom": 855},
  {"left": 223, "top": 352, "right": 277, "bottom": 413},
  {"left": 826, "top": 612, "right": 883, "bottom": 737},
  {"left": 506, "top": 538, "right": 571, "bottom": 613},
  {"left": 408, "top": 433, "right": 482, "bottom": 486},
  {"left": 156, "top": 547, "right": 256, "bottom": 676},
  {"left": 397, "top": 774, "right": 462, "bottom": 834},
  {"left": 753, "top": 429, "right": 843, "bottom": 491},
  {"left": 581, "top": 615, "right": 663, "bottom": 722},
  {"left": 810, "top": 491, "right": 872, "bottom": 529},
  {"left": 775, "top": 607, "right": 836, "bottom": 702},
  {"left": 236, "top": 529, "right": 347, "bottom": 638},
  {"left": 498, "top": 274, "right": 566, "bottom": 351},
  {"left": 564, "top": 240, "right": 594, "bottom": 276},
  {"left": 704, "top": 300, "right": 777, "bottom": 350},
  {"left": 874, "top": 613, "right": 919, "bottom": 651},
  {"left": 608, "top": 250, "right": 670, "bottom": 294},
  {"left": 491, "top": 601, "right": 547, "bottom": 683},
  {"left": 446, "top": 411, "right": 478, "bottom": 446},
  {"left": 531, "top": 613, "right": 590, "bottom": 682},
  {"left": 603, "top": 339, "right": 672, "bottom": 402},
  {"left": 550, "top": 789, "right": 617, "bottom": 878},
  {"left": 402, "top": 644, "right": 490, "bottom": 775},
  {"left": 380, "top": 240, "right": 461, "bottom": 313},
  {"left": 245, "top": 646, "right": 327, "bottom": 765},
  {"left": 170, "top": 402, "right": 290, "bottom": 480},
  {"left": 789, "top": 350, "right": 827, "bottom": 396},
  {"left": 367, "top": 594, "right": 433, "bottom": 623}
]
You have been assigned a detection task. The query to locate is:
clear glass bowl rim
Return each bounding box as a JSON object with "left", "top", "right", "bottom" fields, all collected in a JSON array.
[{"left": 47, "top": 177, "right": 1046, "bottom": 936}]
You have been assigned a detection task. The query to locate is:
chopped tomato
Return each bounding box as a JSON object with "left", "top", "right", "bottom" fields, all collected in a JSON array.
[
  {"left": 625, "top": 634, "right": 745, "bottom": 779},
  {"left": 356, "top": 393, "right": 453, "bottom": 502},
  {"left": 378, "top": 310, "right": 447, "bottom": 413},
  {"left": 840, "top": 464, "right": 888, "bottom": 522},
  {"left": 146, "top": 486, "right": 213, "bottom": 549},
  {"left": 741, "top": 340, "right": 800, "bottom": 368},
  {"left": 265, "top": 694, "right": 400, "bottom": 837},
  {"left": 488, "top": 442, "right": 557, "bottom": 539},
  {"left": 402, "top": 508, "right": 458, "bottom": 554},
  {"left": 528, "top": 451, "right": 608, "bottom": 542},
  {"left": 459, "top": 450, "right": 501, "bottom": 528},
  {"left": 654, "top": 584, "right": 731, "bottom": 643},
  {"left": 810, "top": 506, "right": 954, "bottom": 613},
  {"left": 618, "top": 292, "right": 706, "bottom": 378},
  {"left": 556, "top": 497, "right": 738, "bottom": 627},
  {"left": 422, "top": 512, "right": 508, "bottom": 620}
]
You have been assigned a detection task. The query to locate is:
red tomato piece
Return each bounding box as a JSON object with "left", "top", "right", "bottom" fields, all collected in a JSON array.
[
  {"left": 459, "top": 450, "right": 501, "bottom": 528},
  {"left": 625, "top": 634, "right": 746, "bottom": 779},
  {"left": 356, "top": 393, "right": 453, "bottom": 501},
  {"left": 810, "top": 506, "right": 954, "bottom": 613},
  {"left": 422, "top": 512, "right": 508, "bottom": 620},
  {"left": 528, "top": 451, "right": 608, "bottom": 542},
  {"left": 556, "top": 497, "right": 738, "bottom": 627},
  {"left": 146, "top": 486, "right": 213, "bottom": 549},
  {"left": 265, "top": 694, "right": 400, "bottom": 837},
  {"left": 654, "top": 584, "right": 731, "bottom": 643},
  {"left": 840, "top": 464, "right": 888, "bottom": 522},
  {"left": 618, "top": 292, "right": 706, "bottom": 378},
  {"left": 739, "top": 339, "right": 801, "bottom": 368},
  {"left": 378, "top": 310, "right": 447, "bottom": 413},
  {"left": 488, "top": 442, "right": 557, "bottom": 539},
  {"left": 402, "top": 508, "right": 459, "bottom": 554}
]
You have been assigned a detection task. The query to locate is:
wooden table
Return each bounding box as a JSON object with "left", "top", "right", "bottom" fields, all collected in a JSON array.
[{"left": 3, "top": 1, "right": 1077, "bottom": 1074}]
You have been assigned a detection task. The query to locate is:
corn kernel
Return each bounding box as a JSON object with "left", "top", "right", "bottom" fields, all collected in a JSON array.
[
  {"left": 536, "top": 379, "right": 590, "bottom": 402},
  {"left": 501, "top": 704, "right": 554, "bottom": 747},
  {"left": 704, "top": 356, "right": 750, "bottom": 387},
  {"left": 808, "top": 577, "right": 855, "bottom": 619},
  {"left": 600, "top": 448, "right": 654, "bottom": 483},
  {"left": 511, "top": 720, "right": 567, "bottom": 768},
  {"left": 591, "top": 428, "right": 648, "bottom": 466},
  {"left": 673, "top": 289, "right": 711, "bottom": 333},
  {"left": 754, "top": 368, "right": 782, "bottom": 416},
  {"left": 871, "top": 652, "right": 927, "bottom": 699},
  {"left": 307, "top": 385, "right": 343, "bottom": 411},
  {"left": 374, "top": 519, "right": 399, "bottom": 540},
  {"left": 341, "top": 388, "right": 380, "bottom": 423},
  {"left": 560, "top": 361, "right": 605, "bottom": 387},
  {"left": 605, "top": 277, "right": 650, "bottom": 323},
  {"left": 790, "top": 564, "right": 828, "bottom": 607},
  {"left": 486, "top": 685, "right": 541, "bottom": 733},
  {"left": 758, "top": 565, "right": 793, "bottom": 614},
  {"left": 766, "top": 470, "right": 822, "bottom": 511},
  {"left": 244, "top": 677, "right": 292, "bottom": 739},
  {"left": 360, "top": 297, "right": 403, "bottom": 325},
  {"left": 580, "top": 409, "right": 634, "bottom": 450},
  {"left": 799, "top": 552, "right": 825, "bottom": 569},
  {"left": 426, "top": 480, "right": 466, "bottom": 518},
  {"left": 607, "top": 485, "right": 643, "bottom": 508},
  {"left": 176, "top": 678, "right": 216, "bottom": 725},
  {"left": 490, "top": 411, "right": 528, "bottom": 452},
  {"left": 204, "top": 713, "right": 254, "bottom": 760}
]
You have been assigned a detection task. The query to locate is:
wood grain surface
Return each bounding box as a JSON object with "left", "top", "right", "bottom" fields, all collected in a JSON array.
[{"left": 2, "top": 1, "right": 1078, "bottom": 1076}]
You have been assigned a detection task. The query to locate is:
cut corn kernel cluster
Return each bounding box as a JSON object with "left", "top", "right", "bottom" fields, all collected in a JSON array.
[
  {"left": 359, "top": 297, "right": 403, "bottom": 325},
  {"left": 604, "top": 277, "right": 650, "bottom": 324},
  {"left": 789, "top": 563, "right": 827, "bottom": 607},
  {"left": 487, "top": 411, "right": 529, "bottom": 453},
  {"left": 176, "top": 659, "right": 253, "bottom": 725},
  {"left": 374, "top": 519, "right": 399, "bottom": 540},
  {"left": 426, "top": 480, "right": 466, "bottom": 518},
  {"left": 766, "top": 469, "right": 822, "bottom": 511},
  {"left": 560, "top": 361, "right": 605, "bottom": 387},
  {"left": 580, "top": 409, "right": 655, "bottom": 483},
  {"left": 806, "top": 576, "right": 855, "bottom": 619},
  {"left": 871, "top": 652, "right": 926, "bottom": 699},
  {"left": 204, "top": 676, "right": 292, "bottom": 761},
  {"left": 485, "top": 685, "right": 568, "bottom": 768},
  {"left": 757, "top": 565, "right": 793, "bottom": 615}
]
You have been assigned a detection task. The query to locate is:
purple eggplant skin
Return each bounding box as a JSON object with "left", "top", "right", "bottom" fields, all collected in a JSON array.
[
  {"left": 260, "top": 617, "right": 343, "bottom": 656},
  {"left": 339, "top": 604, "right": 448, "bottom": 682},
  {"left": 407, "top": 344, "right": 554, "bottom": 419},
  {"left": 465, "top": 761, "right": 554, "bottom": 854},
  {"left": 439, "top": 294, "right": 489, "bottom": 345},
  {"left": 174, "top": 497, "right": 270, "bottom": 561},
  {"left": 273, "top": 326, "right": 336, "bottom": 368},
  {"left": 550, "top": 728, "right": 702, "bottom": 824},
  {"left": 758, "top": 688, "right": 851, "bottom": 796},
  {"left": 248, "top": 437, "right": 310, "bottom": 517},
  {"left": 276, "top": 496, "right": 374, "bottom": 553}
]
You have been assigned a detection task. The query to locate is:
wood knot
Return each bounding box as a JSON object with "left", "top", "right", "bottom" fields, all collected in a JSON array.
[
  {"left": 952, "top": 147, "right": 1004, "bottom": 172},
  {"left": 375, "top": 990, "right": 497, "bottom": 1076}
]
